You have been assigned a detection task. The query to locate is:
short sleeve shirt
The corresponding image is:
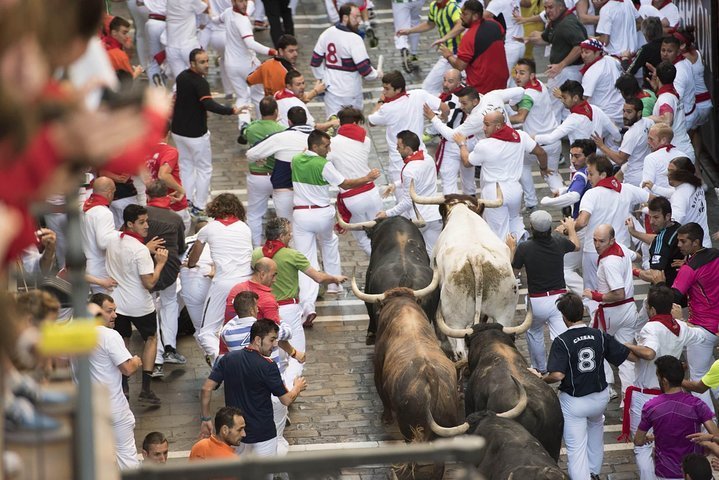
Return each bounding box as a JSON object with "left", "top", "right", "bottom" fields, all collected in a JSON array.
[
  {"left": 648, "top": 222, "right": 682, "bottom": 287},
  {"left": 542, "top": 13, "right": 587, "bottom": 65},
  {"left": 513, "top": 235, "right": 576, "bottom": 293},
  {"left": 197, "top": 220, "right": 253, "bottom": 282},
  {"left": 252, "top": 247, "right": 311, "bottom": 301},
  {"left": 701, "top": 359, "right": 719, "bottom": 389},
  {"left": 105, "top": 235, "right": 156, "bottom": 316}
]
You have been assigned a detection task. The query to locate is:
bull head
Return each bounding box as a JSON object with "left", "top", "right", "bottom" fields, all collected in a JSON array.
[
  {"left": 436, "top": 302, "right": 533, "bottom": 338},
  {"left": 350, "top": 269, "right": 440, "bottom": 304},
  {"left": 410, "top": 180, "right": 504, "bottom": 209}
]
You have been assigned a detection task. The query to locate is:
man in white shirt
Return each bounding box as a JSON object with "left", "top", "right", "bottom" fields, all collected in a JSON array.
[
  {"left": 578, "top": 38, "right": 624, "bottom": 126},
  {"left": 648, "top": 61, "right": 695, "bottom": 161},
  {"left": 87, "top": 293, "right": 143, "bottom": 470},
  {"left": 81, "top": 177, "right": 119, "bottom": 293},
  {"left": 641, "top": 122, "right": 688, "bottom": 197},
  {"left": 144, "top": 0, "right": 169, "bottom": 87},
  {"left": 457, "top": 110, "right": 548, "bottom": 241},
  {"left": 328, "top": 107, "right": 381, "bottom": 256},
  {"left": 592, "top": 97, "right": 654, "bottom": 186},
  {"left": 652, "top": 0, "right": 680, "bottom": 32},
  {"left": 659, "top": 36, "right": 697, "bottom": 132},
  {"left": 484, "top": 0, "right": 524, "bottom": 83},
  {"left": 198, "top": 0, "right": 232, "bottom": 95},
  {"left": 594, "top": 0, "right": 639, "bottom": 56},
  {"left": 273, "top": 71, "right": 336, "bottom": 131},
  {"left": 376, "top": 130, "right": 443, "bottom": 257},
  {"left": 106, "top": 204, "right": 168, "bottom": 406},
  {"left": 310, "top": 3, "right": 380, "bottom": 117},
  {"left": 165, "top": 0, "right": 209, "bottom": 80},
  {"left": 368, "top": 71, "right": 446, "bottom": 184}
]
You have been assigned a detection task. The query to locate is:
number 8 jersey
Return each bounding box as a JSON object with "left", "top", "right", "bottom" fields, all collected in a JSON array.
[
  {"left": 310, "top": 24, "right": 379, "bottom": 98},
  {"left": 547, "top": 325, "right": 630, "bottom": 397}
]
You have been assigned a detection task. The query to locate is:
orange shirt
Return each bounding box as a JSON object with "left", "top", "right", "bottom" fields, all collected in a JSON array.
[
  {"left": 189, "top": 435, "right": 237, "bottom": 460},
  {"left": 247, "top": 58, "right": 290, "bottom": 97}
]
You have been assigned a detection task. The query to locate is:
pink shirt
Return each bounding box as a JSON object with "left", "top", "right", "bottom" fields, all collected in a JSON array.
[{"left": 672, "top": 248, "right": 719, "bottom": 333}]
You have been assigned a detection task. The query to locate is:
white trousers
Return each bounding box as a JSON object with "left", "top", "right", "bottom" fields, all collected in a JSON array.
[
  {"left": 126, "top": 0, "right": 150, "bottom": 68},
  {"left": 165, "top": 45, "right": 197, "bottom": 81},
  {"left": 271, "top": 395, "right": 289, "bottom": 455},
  {"left": 599, "top": 302, "right": 637, "bottom": 394},
  {"left": 325, "top": 0, "right": 340, "bottom": 22},
  {"left": 279, "top": 303, "right": 305, "bottom": 359},
  {"left": 481, "top": 181, "right": 523, "bottom": 242},
  {"left": 629, "top": 389, "right": 658, "bottom": 480},
  {"left": 172, "top": 131, "right": 212, "bottom": 210},
  {"left": 560, "top": 387, "right": 609, "bottom": 480},
  {"left": 293, "top": 207, "right": 342, "bottom": 318},
  {"left": 392, "top": 1, "right": 423, "bottom": 53},
  {"left": 154, "top": 281, "right": 180, "bottom": 363},
  {"left": 114, "top": 414, "right": 140, "bottom": 470},
  {"left": 247, "top": 174, "right": 273, "bottom": 246},
  {"left": 419, "top": 219, "right": 443, "bottom": 258},
  {"left": 177, "top": 208, "right": 191, "bottom": 235},
  {"left": 145, "top": 18, "right": 166, "bottom": 83},
  {"left": 226, "top": 58, "right": 264, "bottom": 123},
  {"left": 199, "top": 276, "right": 250, "bottom": 360},
  {"left": 581, "top": 250, "right": 599, "bottom": 292},
  {"left": 237, "top": 436, "right": 278, "bottom": 456},
  {"left": 273, "top": 190, "right": 294, "bottom": 222},
  {"left": 564, "top": 250, "right": 584, "bottom": 297},
  {"left": 438, "top": 147, "right": 476, "bottom": 195},
  {"left": 110, "top": 196, "right": 138, "bottom": 229},
  {"left": 178, "top": 270, "right": 212, "bottom": 343},
  {"left": 546, "top": 65, "right": 582, "bottom": 123},
  {"left": 324, "top": 91, "right": 364, "bottom": 118},
  {"left": 340, "top": 188, "right": 383, "bottom": 256},
  {"left": 520, "top": 140, "right": 563, "bottom": 207},
  {"left": 686, "top": 326, "right": 719, "bottom": 414},
  {"left": 526, "top": 294, "right": 568, "bottom": 372},
  {"left": 199, "top": 27, "right": 232, "bottom": 95},
  {"left": 422, "top": 57, "right": 451, "bottom": 96}
]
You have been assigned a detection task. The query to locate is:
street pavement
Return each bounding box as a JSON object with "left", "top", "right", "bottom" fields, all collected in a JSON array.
[{"left": 108, "top": 0, "right": 719, "bottom": 477}]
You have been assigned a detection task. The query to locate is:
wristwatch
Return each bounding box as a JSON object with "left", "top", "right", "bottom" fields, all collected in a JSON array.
[{"left": 200, "top": 416, "right": 212, "bottom": 422}]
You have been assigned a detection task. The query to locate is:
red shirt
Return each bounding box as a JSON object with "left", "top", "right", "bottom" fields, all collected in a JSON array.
[
  {"left": 456, "top": 18, "right": 509, "bottom": 94},
  {"left": 221, "top": 280, "right": 280, "bottom": 355},
  {"left": 146, "top": 143, "right": 188, "bottom": 211}
]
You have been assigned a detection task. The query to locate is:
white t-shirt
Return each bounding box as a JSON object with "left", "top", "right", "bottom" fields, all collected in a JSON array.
[
  {"left": 275, "top": 91, "right": 316, "bottom": 128},
  {"left": 658, "top": 2, "right": 680, "bottom": 27},
  {"left": 386, "top": 153, "right": 442, "bottom": 222},
  {"left": 579, "top": 183, "right": 650, "bottom": 252},
  {"left": 674, "top": 58, "right": 697, "bottom": 118},
  {"left": 88, "top": 326, "right": 133, "bottom": 424},
  {"left": 634, "top": 320, "right": 703, "bottom": 389},
  {"left": 221, "top": 8, "right": 271, "bottom": 66},
  {"left": 582, "top": 56, "right": 625, "bottom": 125},
  {"left": 166, "top": 0, "right": 207, "bottom": 48},
  {"left": 596, "top": 243, "right": 635, "bottom": 297},
  {"left": 670, "top": 183, "right": 711, "bottom": 246},
  {"left": 535, "top": 104, "right": 621, "bottom": 146},
  {"left": 246, "top": 127, "right": 310, "bottom": 164},
  {"left": 486, "top": 0, "right": 523, "bottom": 47},
  {"left": 468, "top": 129, "right": 537, "bottom": 184},
  {"left": 595, "top": 0, "right": 639, "bottom": 56},
  {"left": 105, "top": 235, "right": 156, "bottom": 316},
  {"left": 618, "top": 118, "right": 654, "bottom": 186},
  {"left": 642, "top": 145, "right": 688, "bottom": 196},
  {"left": 144, "top": 0, "right": 168, "bottom": 15},
  {"left": 81, "top": 205, "right": 118, "bottom": 278},
  {"left": 197, "top": 220, "right": 253, "bottom": 282},
  {"left": 653, "top": 91, "right": 694, "bottom": 160},
  {"left": 517, "top": 80, "right": 559, "bottom": 136},
  {"left": 327, "top": 132, "right": 373, "bottom": 191}
]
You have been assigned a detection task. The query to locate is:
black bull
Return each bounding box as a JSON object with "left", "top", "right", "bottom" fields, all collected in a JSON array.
[
  {"left": 363, "top": 217, "right": 439, "bottom": 339},
  {"left": 466, "top": 324, "right": 564, "bottom": 461}
]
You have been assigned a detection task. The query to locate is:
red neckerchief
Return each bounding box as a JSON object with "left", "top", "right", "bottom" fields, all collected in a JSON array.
[
  {"left": 656, "top": 0, "right": 672, "bottom": 8},
  {"left": 102, "top": 35, "right": 123, "bottom": 51},
  {"left": 570, "top": 100, "right": 593, "bottom": 121},
  {"left": 435, "top": 0, "right": 449, "bottom": 7},
  {"left": 671, "top": 53, "right": 685, "bottom": 65},
  {"left": 82, "top": 193, "right": 110, "bottom": 212},
  {"left": 597, "top": 241, "right": 624, "bottom": 265},
  {"left": 216, "top": 216, "right": 240, "bottom": 226},
  {"left": 596, "top": 175, "right": 622, "bottom": 193},
  {"left": 120, "top": 230, "right": 145, "bottom": 244},
  {"left": 383, "top": 91, "right": 409, "bottom": 103},
  {"left": 525, "top": 78, "right": 542, "bottom": 92},
  {"left": 657, "top": 84, "right": 679, "bottom": 98},
  {"left": 649, "top": 313, "right": 680, "bottom": 336},
  {"left": 232, "top": 6, "right": 246, "bottom": 14},
  {"left": 147, "top": 196, "right": 172, "bottom": 209},
  {"left": 439, "top": 84, "right": 465, "bottom": 102},
  {"left": 274, "top": 88, "right": 298, "bottom": 100},
  {"left": 262, "top": 239, "right": 286, "bottom": 259},
  {"left": 580, "top": 54, "right": 604, "bottom": 76},
  {"left": 337, "top": 124, "right": 366, "bottom": 142},
  {"left": 400, "top": 150, "right": 425, "bottom": 182},
  {"left": 635, "top": 90, "right": 650, "bottom": 99},
  {"left": 489, "top": 124, "right": 521, "bottom": 143},
  {"left": 657, "top": 143, "right": 675, "bottom": 152}
]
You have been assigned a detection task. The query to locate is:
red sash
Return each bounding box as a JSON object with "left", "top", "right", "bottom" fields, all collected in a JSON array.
[
  {"left": 489, "top": 124, "right": 521, "bottom": 143},
  {"left": 592, "top": 297, "right": 634, "bottom": 331},
  {"left": 335, "top": 182, "right": 376, "bottom": 231},
  {"left": 400, "top": 150, "right": 425, "bottom": 182},
  {"left": 618, "top": 385, "right": 662, "bottom": 442},
  {"left": 570, "top": 101, "right": 593, "bottom": 121},
  {"left": 147, "top": 196, "right": 172, "bottom": 209}
]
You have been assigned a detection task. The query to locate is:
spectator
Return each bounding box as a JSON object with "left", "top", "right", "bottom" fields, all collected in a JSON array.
[
  {"left": 141, "top": 431, "right": 169, "bottom": 464},
  {"left": 190, "top": 406, "right": 246, "bottom": 460}
]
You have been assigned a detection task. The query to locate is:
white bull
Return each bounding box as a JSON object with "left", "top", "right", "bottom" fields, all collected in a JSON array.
[{"left": 411, "top": 181, "right": 520, "bottom": 360}]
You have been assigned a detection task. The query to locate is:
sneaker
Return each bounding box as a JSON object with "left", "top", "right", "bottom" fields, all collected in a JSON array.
[
  {"left": 608, "top": 386, "right": 618, "bottom": 400},
  {"left": 189, "top": 204, "right": 206, "bottom": 217},
  {"left": 253, "top": 20, "right": 269, "bottom": 31},
  {"left": 237, "top": 123, "right": 248, "bottom": 145},
  {"left": 401, "top": 48, "right": 412, "bottom": 74},
  {"left": 365, "top": 27, "right": 378, "bottom": 48},
  {"left": 590, "top": 474, "right": 601, "bottom": 480},
  {"left": 150, "top": 365, "right": 164, "bottom": 378},
  {"left": 326, "top": 283, "right": 344, "bottom": 294},
  {"left": 163, "top": 349, "right": 187, "bottom": 365},
  {"left": 138, "top": 390, "right": 162, "bottom": 406},
  {"left": 521, "top": 205, "right": 537, "bottom": 214},
  {"left": 151, "top": 73, "right": 165, "bottom": 87},
  {"left": 5, "top": 396, "right": 61, "bottom": 432}
]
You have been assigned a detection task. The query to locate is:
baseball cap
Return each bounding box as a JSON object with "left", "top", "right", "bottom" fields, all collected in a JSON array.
[{"left": 529, "top": 210, "right": 553, "bottom": 232}]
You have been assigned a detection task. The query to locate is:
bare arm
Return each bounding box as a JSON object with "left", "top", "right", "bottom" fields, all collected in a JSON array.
[
  {"left": 574, "top": 211, "right": 590, "bottom": 230},
  {"left": 118, "top": 355, "right": 142, "bottom": 376},
  {"left": 682, "top": 378, "right": 710, "bottom": 394},
  {"left": 157, "top": 163, "right": 185, "bottom": 196},
  {"left": 634, "top": 429, "right": 652, "bottom": 446},
  {"left": 140, "top": 247, "right": 168, "bottom": 290},
  {"left": 187, "top": 240, "right": 205, "bottom": 269},
  {"left": 338, "top": 169, "right": 380, "bottom": 190},
  {"left": 200, "top": 378, "right": 219, "bottom": 437},
  {"left": 624, "top": 343, "right": 656, "bottom": 361},
  {"left": 543, "top": 371, "right": 566, "bottom": 383},
  {"left": 303, "top": 266, "right": 347, "bottom": 285},
  {"left": 278, "top": 376, "right": 307, "bottom": 406}
]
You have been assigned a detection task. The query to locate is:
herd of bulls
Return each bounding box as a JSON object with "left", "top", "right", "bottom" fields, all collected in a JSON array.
[{"left": 340, "top": 183, "right": 568, "bottom": 479}]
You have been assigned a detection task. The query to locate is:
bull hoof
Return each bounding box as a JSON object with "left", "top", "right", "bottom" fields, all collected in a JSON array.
[{"left": 365, "top": 332, "right": 376, "bottom": 345}]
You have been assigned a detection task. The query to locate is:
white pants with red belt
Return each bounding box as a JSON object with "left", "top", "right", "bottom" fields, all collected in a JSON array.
[
  {"left": 178, "top": 268, "right": 212, "bottom": 340},
  {"left": 154, "top": 281, "right": 180, "bottom": 364},
  {"left": 686, "top": 325, "right": 719, "bottom": 414},
  {"left": 481, "top": 181, "right": 523, "bottom": 242},
  {"left": 438, "top": 145, "right": 476, "bottom": 196},
  {"left": 324, "top": 91, "right": 364, "bottom": 118},
  {"left": 226, "top": 58, "right": 263, "bottom": 125},
  {"left": 114, "top": 413, "right": 140, "bottom": 470},
  {"left": 166, "top": 45, "right": 198, "bottom": 82},
  {"left": 172, "top": 131, "right": 212, "bottom": 210},
  {"left": 340, "top": 188, "right": 383, "bottom": 256},
  {"left": 247, "top": 173, "right": 273, "bottom": 246},
  {"left": 293, "top": 207, "right": 341, "bottom": 319},
  {"left": 629, "top": 389, "right": 659, "bottom": 480},
  {"left": 526, "top": 292, "right": 569, "bottom": 372},
  {"left": 145, "top": 18, "right": 166, "bottom": 85},
  {"left": 597, "top": 301, "right": 638, "bottom": 394},
  {"left": 273, "top": 189, "right": 294, "bottom": 223},
  {"left": 560, "top": 387, "right": 609, "bottom": 480},
  {"left": 520, "top": 140, "right": 563, "bottom": 207},
  {"left": 279, "top": 302, "right": 305, "bottom": 358},
  {"left": 199, "top": 275, "right": 250, "bottom": 361},
  {"left": 392, "top": 0, "right": 423, "bottom": 54}
]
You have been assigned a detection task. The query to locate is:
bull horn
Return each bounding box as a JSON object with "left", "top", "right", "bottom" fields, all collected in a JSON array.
[
  {"left": 412, "top": 268, "right": 440, "bottom": 299},
  {"left": 435, "top": 310, "right": 473, "bottom": 338},
  {"left": 350, "top": 277, "right": 385, "bottom": 304},
  {"left": 502, "top": 304, "right": 533, "bottom": 335},
  {"left": 427, "top": 406, "right": 469, "bottom": 437},
  {"left": 411, "top": 200, "right": 426, "bottom": 228},
  {"left": 496, "top": 375, "right": 527, "bottom": 419},
  {"left": 454, "top": 358, "right": 468, "bottom": 370},
  {"left": 409, "top": 179, "right": 445, "bottom": 205},
  {"left": 477, "top": 183, "right": 504, "bottom": 208},
  {"left": 336, "top": 210, "right": 377, "bottom": 231}
]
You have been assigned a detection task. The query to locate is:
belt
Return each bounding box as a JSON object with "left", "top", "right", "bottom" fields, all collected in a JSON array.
[
  {"left": 250, "top": 171, "right": 271, "bottom": 176},
  {"left": 278, "top": 298, "right": 299, "bottom": 306},
  {"left": 529, "top": 289, "right": 567, "bottom": 298},
  {"left": 618, "top": 385, "right": 662, "bottom": 442},
  {"left": 686, "top": 102, "right": 696, "bottom": 116},
  {"left": 293, "top": 205, "right": 329, "bottom": 210},
  {"left": 592, "top": 297, "right": 635, "bottom": 331},
  {"left": 696, "top": 92, "right": 711, "bottom": 103},
  {"left": 148, "top": 14, "right": 166, "bottom": 21}
]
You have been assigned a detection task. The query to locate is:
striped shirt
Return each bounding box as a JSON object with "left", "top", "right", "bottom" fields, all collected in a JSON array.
[
  {"left": 428, "top": 0, "right": 462, "bottom": 53},
  {"left": 220, "top": 316, "right": 293, "bottom": 372}
]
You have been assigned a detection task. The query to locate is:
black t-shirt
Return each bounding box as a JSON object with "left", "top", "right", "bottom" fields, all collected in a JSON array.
[
  {"left": 542, "top": 13, "right": 587, "bottom": 65},
  {"left": 512, "top": 234, "right": 576, "bottom": 294},
  {"left": 171, "top": 69, "right": 234, "bottom": 138},
  {"left": 547, "top": 325, "right": 629, "bottom": 397},
  {"left": 649, "top": 222, "right": 682, "bottom": 287},
  {"left": 113, "top": 180, "right": 138, "bottom": 200},
  {"left": 145, "top": 206, "right": 185, "bottom": 291},
  {"left": 209, "top": 348, "right": 288, "bottom": 443}
]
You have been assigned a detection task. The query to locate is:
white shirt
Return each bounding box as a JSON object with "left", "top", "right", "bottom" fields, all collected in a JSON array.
[
  {"left": 181, "top": 233, "right": 213, "bottom": 280},
  {"left": 595, "top": 0, "right": 639, "bottom": 56},
  {"left": 327, "top": 131, "right": 373, "bottom": 191},
  {"left": 291, "top": 151, "right": 346, "bottom": 206},
  {"left": 81, "top": 204, "right": 118, "bottom": 278},
  {"left": 105, "top": 234, "right": 156, "bottom": 316},
  {"left": 618, "top": 117, "right": 654, "bottom": 186},
  {"left": 246, "top": 126, "right": 311, "bottom": 164},
  {"left": 87, "top": 326, "right": 133, "bottom": 424},
  {"left": 653, "top": 91, "right": 694, "bottom": 159},
  {"left": 144, "top": 0, "right": 168, "bottom": 15},
  {"left": 468, "top": 129, "right": 537, "bottom": 184},
  {"left": 517, "top": 80, "right": 559, "bottom": 136},
  {"left": 670, "top": 183, "right": 711, "bottom": 246},
  {"left": 642, "top": 145, "right": 687, "bottom": 197},
  {"left": 275, "top": 91, "right": 316, "bottom": 128},
  {"left": 205, "top": 0, "right": 230, "bottom": 30},
  {"left": 691, "top": 52, "right": 710, "bottom": 103},
  {"left": 486, "top": 0, "right": 523, "bottom": 47},
  {"left": 673, "top": 58, "right": 697, "bottom": 117},
  {"left": 582, "top": 56, "right": 625, "bottom": 125},
  {"left": 166, "top": 0, "right": 207, "bottom": 48},
  {"left": 535, "top": 104, "right": 621, "bottom": 146},
  {"left": 386, "top": 152, "right": 442, "bottom": 222},
  {"left": 221, "top": 8, "right": 271, "bottom": 66},
  {"left": 197, "top": 220, "right": 253, "bottom": 282},
  {"left": 579, "top": 183, "right": 650, "bottom": 252},
  {"left": 597, "top": 243, "right": 635, "bottom": 297},
  {"left": 634, "top": 320, "right": 703, "bottom": 389},
  {"left": 658, "top": 1, "right": 680, "bottom": 27}
]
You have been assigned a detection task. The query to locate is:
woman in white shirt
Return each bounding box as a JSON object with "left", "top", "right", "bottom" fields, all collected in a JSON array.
[
  {"left": 187, "top": 194, "right": 253, "bottom": 364},
  {"left": 667, "top": 157, "right": 711, "bottom": 247}
]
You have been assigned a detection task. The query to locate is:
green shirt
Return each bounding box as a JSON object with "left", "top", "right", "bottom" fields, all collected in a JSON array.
[
  {"left": 252, "top": 247, "right": 311, "bottom": 301},
  {"left": 639, "top": 90, "right": 657, "bottom": 118},
  {"left": 428, "top": 0, "right": 462, "bottom": 53},
  {"left": 246, "top": 120, "right": 285, "bottom": 174}
]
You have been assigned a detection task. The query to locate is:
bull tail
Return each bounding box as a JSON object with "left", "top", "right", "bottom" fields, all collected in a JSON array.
[
  {"left": 471, "top": 259, "right": 483, "bottom": 326},
  {"left": 425, "top": 384, "right": 469, "bottom": 437},
  {"left": 496, "top": 375, "right": 528, "bottom": 419}
]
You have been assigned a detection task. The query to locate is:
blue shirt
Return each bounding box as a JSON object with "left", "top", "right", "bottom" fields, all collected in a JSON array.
[{"left": 567, "top": 166, "right": 590, "bottom": 219}]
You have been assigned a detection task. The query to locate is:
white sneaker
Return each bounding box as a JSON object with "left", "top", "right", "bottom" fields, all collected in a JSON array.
[
  {"left": 326, "top": 284, "right": 344, "bottom": 294},
  {"left": 150, "top": 365, "right": 164, "bottom": 378},
  {"left": 608, "top": 386, "right": 618, "bottom": 400}
]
